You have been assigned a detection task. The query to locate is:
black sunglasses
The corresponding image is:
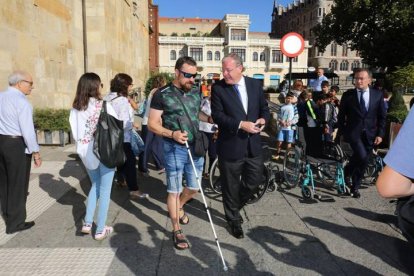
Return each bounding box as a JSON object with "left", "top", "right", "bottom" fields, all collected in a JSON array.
[{"left": 179, "top": 70, "right": 197, "bottom": 79}]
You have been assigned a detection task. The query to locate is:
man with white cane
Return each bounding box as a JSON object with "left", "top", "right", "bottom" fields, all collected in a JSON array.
[{"left": 148, "top": 57, "right": 215, "bottom": 250}]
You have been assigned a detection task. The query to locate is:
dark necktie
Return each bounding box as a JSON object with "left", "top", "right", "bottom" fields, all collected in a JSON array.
[
  {"left": 233, "top": 84, "right": 242, "bottom": 103},
  {"left": 359, "top": 90, "right": 367, "bottom": 115}
]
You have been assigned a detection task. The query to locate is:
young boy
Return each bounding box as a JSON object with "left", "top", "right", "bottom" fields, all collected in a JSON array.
[{"left": 273, "top": 92, "right": 297, "bottom": 160}]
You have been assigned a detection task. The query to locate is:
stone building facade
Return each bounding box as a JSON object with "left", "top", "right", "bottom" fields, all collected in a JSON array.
[
  {"left": 270, "top": 0, "right": 365, "bottom": 89},
  {"left": 158, "top": 14, "right": 310, "bottom": 88},
  {"left": 0, "top": 0, "right": 150, "bottom": 108}
]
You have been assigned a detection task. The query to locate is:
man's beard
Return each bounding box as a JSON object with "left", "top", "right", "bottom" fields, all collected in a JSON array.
[{"left": 181, "top": 82, "right": 193, "bottom": 92}]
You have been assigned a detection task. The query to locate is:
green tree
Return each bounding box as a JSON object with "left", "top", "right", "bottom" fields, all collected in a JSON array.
[
  {"left": 144, "top": 72, "right": 174, "bottom": 98},
  {"left": 313, "top": 0, "right": 414, "bottom": 71},
  {"left": 389, "top": 63, "right": 414, "bottom": 93}
]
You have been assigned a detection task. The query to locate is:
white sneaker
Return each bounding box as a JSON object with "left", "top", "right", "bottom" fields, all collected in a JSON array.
[
  {"left": 94, "top": 226, "right": 113, "bottom": 241},
  {"left": 130, "top": 191, "right": 149, "bottom": 199}
]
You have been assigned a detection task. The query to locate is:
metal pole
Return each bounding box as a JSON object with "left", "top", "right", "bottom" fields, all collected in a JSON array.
[{"left": 288, "top": 57, "right": 292, "bottom": 92}]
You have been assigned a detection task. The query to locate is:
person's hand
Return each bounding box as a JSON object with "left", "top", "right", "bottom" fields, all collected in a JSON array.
[
  {"left": 255, "top": 119, "right": 266, "bottom": 131},
  {"left": 172, "top": 130, "right": 188, "bottom": 144},
  {"left": 33, "top": 156, "right": 42, "bottom": 168},
  {"left": 374, "top": 136, "right": 383, "bottom": 145},
  {"left": 241, "top": 121, "right": 261, "bottom": 134},
  {"left": 213, "top": 130, "right": 219, "bottom": 141}
]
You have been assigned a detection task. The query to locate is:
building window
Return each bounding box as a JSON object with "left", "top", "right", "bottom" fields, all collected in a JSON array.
[
  {"left": 293, "top": 56, "right": 298, "bottom": 62},
  {"left": 215, "top": 51, "right": 221, "bottom": 61},
  {"left": 351, "top": 60, "right": 360, "bottom": 69},
  {"left": 329, "top": 59, "right": 338, "bottom": 71},
  {"left": 340, "top": 60, "right": 349, "bottom": 71},
  {"left": 207, "top": 51, "right": 212, "bottom": 61},
  {"left": 231, "top": 48, "right": 246, "bottom": 62},
  {"left": 260, "top": 52, "right": 266, "bottom": 61},
  {"left": 170, "top": 50, "right": 176, "bottom": 60},
  {"left": 342, "top": 44, "right": 348, "bottom": 57},
  {"left": 272, "top": 50, "right": 283, "bottom": 63},
  {"left": 253, "top": 52, "right": 258, "bottom": 61},
  {"left": 330, "top": 43, "right": 337, "bottom": 56},
  {"left": 190, "top": 48, "right": 203, "bottom": 61},
  {"left": 231, "top": 29, "right": 246, "bottom": 41},
  {"left": 179, "top": 50, "right": 185, "bottom": 57}
]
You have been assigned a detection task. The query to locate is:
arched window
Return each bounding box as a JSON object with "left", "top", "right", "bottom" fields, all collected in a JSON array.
[
  {"left": 215, "top": 51, "right": 221, "bottom": 61},
  {"left": 260, "top": 52, "right": 265, "bottom": 61},
  {"left": 170, "top": 50, "right": 176, "bottom": 60},
  {"left": 340, "top": 60, "right": 348, "bottom": 71},
  {"left": 207, "top": 51, "right": 212, "bottom": 61},
  {"left": 351, "top": 60, "right": 360, "bottom": 70},
  {"left": 253, "top": 52, "right": 258, "bottom": 61},
  {"left": 330, "top": 42, "right": 337, "bottom": 56},
  {"left": 342, "top": 44, "right": 348, "bottom": 57},
  {"left": 329, "top": 59, "right": 338, "bottom": 71}
]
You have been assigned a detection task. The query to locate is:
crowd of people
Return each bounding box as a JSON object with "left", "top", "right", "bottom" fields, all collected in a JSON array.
[{"left": 1, "top": 60, "right": 413, "bottom": 250}]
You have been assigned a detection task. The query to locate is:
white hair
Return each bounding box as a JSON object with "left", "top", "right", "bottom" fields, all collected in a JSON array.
[{"left": 8, "top": 70, "right": 30, "bottom": 86}]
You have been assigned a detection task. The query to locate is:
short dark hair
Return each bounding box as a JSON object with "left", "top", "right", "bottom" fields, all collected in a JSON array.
[
  {"left": 321, "top": 80, "right": 329, "bottom": 87},
  {"left": 110, "top": 73, "right": 133, "bottom": 97},
  {"left": 354, "top": 68, "right": 372, "bottom": 78},
  {"left": 286, "top": 92, "right": 295, "bottom": 98},
  {"left": 175, "top": 56, "right": 197, "bottom": 70},
  {"left": 330, "top": 85, "right": 339, "bottom": 93}
]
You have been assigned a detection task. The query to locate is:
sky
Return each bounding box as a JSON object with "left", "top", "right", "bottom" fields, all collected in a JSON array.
[{"left": 153, "top": 0, "right": 292, "bottom": 32}]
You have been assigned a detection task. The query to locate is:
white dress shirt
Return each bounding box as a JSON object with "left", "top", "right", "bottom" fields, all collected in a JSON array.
[
  {"left": 357, "top": 88, "right": 370, "bottom": 111},
  {"left": 235, "top": 76, "right": 248, "bottom": 113}
]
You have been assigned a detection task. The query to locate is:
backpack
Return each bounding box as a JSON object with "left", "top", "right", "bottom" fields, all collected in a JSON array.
[{"left": 93, "top": 101, "right": 126, "bottom": 168}]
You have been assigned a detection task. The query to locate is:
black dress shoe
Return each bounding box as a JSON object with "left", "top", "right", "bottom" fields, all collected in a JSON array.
[
  {"left": 229, "top": 224, "right": 244, "bottom": 239},
  {"left": 351, "top": 190, "right": 361, "bottom": 198},
  {"left": 6, "top": 221, "right": 35, "bottom": 234}
]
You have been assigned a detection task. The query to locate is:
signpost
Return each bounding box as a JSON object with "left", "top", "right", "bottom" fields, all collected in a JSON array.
[{"left": 280, "top": 32, "right": 305, "bottom": 92}]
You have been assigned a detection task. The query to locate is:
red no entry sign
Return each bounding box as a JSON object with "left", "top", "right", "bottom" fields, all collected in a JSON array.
[{"left": 280, "top": 32, "right": 305, "bottom": 58}]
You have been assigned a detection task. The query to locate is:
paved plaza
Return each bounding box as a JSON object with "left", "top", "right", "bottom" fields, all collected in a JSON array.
[{"left": 0, "top": 139, "right": 413, "bottom": 275}]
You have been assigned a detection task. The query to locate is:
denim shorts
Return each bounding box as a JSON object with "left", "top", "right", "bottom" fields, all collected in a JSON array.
[
  {"left": 277, "top": 129, "right": 294, "bottom": 143},
  {"left": 163, "top": 140, "right": 204, "bottom": 193}
]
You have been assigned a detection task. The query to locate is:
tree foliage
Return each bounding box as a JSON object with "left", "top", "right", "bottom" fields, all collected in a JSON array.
[
  {"left": 389, "top": 63, "right": 414, "bottom": 93},
  {"left": 313, "top": 0, "right": 414, "bottom": 71},
  {"left": 144, "top": 72, "right": 174, "bottom": 98}
]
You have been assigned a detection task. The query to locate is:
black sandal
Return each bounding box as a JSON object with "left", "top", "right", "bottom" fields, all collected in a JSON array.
[
  {"left": 172, "top": 229, "right": 190, "bottom": 250},
  {"left": 179, "top": 208, "right": 190, "bottom": 225}
]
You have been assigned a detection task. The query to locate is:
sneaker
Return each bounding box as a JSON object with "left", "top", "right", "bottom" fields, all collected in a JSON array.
[
  {"left": 94, "top": 226, "right": 113, "bottom": 240},
  {"left": 81, "top": 223, "right": 92, "bottom": 234},
  {"left": 272, "top": 154, "right": 280, "bottom": 160},
  {"left": 130, "top": 191, "right": 149, "bottom": 199}
]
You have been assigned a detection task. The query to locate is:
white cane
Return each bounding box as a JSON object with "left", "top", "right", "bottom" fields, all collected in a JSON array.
[{"left": 178, "top": 118, "right": 228, "bottom": 271}]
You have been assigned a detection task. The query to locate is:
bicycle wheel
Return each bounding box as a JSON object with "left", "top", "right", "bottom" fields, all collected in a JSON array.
[
  {"left": 208, "top": 158, "right": 222, "bottom": 194},
  {"left": 247, "top": 165, "right": 270, "bottom": 204},
  {"left": 283, "top": 146, "right": 302, "bottom": 188}
]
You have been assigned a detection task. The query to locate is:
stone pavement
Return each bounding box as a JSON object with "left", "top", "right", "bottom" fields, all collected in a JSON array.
[{"left": 0, "top": 142, "right": 413, "bottom": 276}]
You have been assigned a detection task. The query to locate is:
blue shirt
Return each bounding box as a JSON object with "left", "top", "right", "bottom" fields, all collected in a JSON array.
[
  {"left": 310, "top": 75, "right": 328, "bottom": 91},
  {"left": 0, "top": 86, "right": 39, "bottom": 153},
  {"left": 384, "top": 108, "right": 414, "bottom": 178}
]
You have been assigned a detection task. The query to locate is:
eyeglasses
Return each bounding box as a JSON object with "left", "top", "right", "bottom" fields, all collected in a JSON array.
[
  {"left": 21, "top": 80, "right": 34, "bottom": 86},
  {"left": 221, "top": 66, "right": 239, "bottom": 74},
  {"left": 179, "top": 70, "right": 197, "bottom": 79}
]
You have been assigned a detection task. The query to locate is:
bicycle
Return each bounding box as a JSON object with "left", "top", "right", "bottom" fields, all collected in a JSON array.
[{"left": 208, "top": 145, "right": 280, "bottom": 203}]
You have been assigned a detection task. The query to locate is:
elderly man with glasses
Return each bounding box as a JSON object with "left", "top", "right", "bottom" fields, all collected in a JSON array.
[
  {"left": 0, "top": 70, "right": 42, "bottom": 234},
  {"left": 211, "top": 53, "right": 270, "bottom": 239},
  {"left": 148, "top": 56, "right": 211, "bottom": 250}
]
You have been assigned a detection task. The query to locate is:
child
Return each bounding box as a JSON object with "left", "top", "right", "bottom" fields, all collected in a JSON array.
[
  {"left": 318, "top": 93, "right": 337, "bottom": 142},
  {"left": 273, "top": 92, "right": 297, "bottom": 160}
]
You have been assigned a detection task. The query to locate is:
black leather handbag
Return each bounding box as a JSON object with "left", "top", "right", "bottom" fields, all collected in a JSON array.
[{"left": 93, "top": 101, "right": 126, "bottom": 168}]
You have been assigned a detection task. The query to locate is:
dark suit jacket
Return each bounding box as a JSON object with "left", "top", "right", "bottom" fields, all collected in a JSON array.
[
  {"left": 211, "top": 76, "right": 270, "bottom": 160},
  {"left": 337, "top": 87, "right": 386, "bottom": 145}
]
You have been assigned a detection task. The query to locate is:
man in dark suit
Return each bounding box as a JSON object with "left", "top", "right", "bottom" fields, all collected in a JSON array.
[
  {"left": 211, "top": 53, "right": 270, "bottom": 238},
  {"left": 337, "top": 68, "right": 386, "bottom": 198}
]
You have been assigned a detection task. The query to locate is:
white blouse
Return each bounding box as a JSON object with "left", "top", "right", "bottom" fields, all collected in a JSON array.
[
  {"left": 69, "top": 98, "right": 118, "bottom": 170},
  {"left": 104, "top": 92, "right": 133, "bottom": 143}
]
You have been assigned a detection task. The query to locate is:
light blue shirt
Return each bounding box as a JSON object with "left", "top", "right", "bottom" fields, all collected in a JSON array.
[
  {"left": 357, "top": 88, "right": 370, "bottom": 111},
  {"left": 384, "top": 108, "right": 414, "bottom": 178},
  {"left": 310, "top": 75, "right": 328, "bottom": 91},
  {"left": 0, "top": 86, "right": 39, "bottom": 153}
]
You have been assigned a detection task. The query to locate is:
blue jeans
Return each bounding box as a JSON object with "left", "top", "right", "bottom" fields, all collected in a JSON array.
[
  {"left": 85, "top": 162, "right": 115, "bottom": 233},
  {"left": 163, "top": 140, "right": 204, "bottom": 193}
]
